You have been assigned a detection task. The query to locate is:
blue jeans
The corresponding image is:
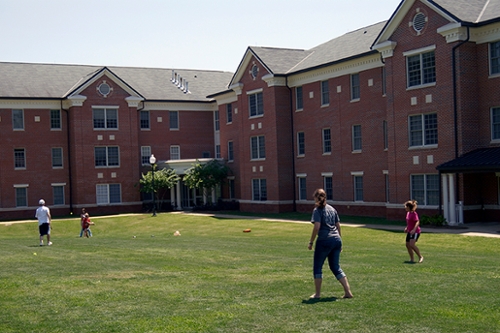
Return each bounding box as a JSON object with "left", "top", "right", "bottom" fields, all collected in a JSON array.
[
  {"left": 80, "top": 228, "right": 92, "bottom": 237},
  {"left": 313, "top": 236, "right": 346, "bottom": 280}
]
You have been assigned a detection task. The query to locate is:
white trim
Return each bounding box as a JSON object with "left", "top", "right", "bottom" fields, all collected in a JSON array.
[
  {"left": 351, "top": 171, "right": 364, "bottom": 176},
  {"left": 246, "top": 88, "right": 263, "bottom": 95},
  {"left": 402, "top": 45, "right": 436, "bottom": 57}
]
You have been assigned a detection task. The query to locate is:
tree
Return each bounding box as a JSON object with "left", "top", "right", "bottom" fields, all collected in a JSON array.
[
  {"left": 183, "top": 159, "right": 230, "bottom": 204},
  {"left": 139, "top": 167, "right": 180, "bottom": 210}
]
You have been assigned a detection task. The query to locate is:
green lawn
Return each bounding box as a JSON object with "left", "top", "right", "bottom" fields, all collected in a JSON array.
[{"left": 1, "top": 213, "right": 499, "bottom": 333}]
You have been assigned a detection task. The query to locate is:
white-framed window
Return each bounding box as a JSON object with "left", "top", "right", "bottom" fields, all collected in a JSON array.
[
  {"left": 250, "top": 135, "right": 265, "bottom": 160},
  {"left": 14, "top": 148, "right": 26, "bottom": 169},
  {"left": 384, "top": 171, "right": 390, "bottom": 203},
  {"left": 491, "top": 107, "right": 500, "bottom": 140},
  {"left": 141, "top": 146, "right": 151, "bottom": 165},
  {"left": 94, "top": 146, "right": 119, "bottom": 167},
  {"left": 96, "top": 184, "right": 121, "bottom": 204},
  {"left": 409, "top": 113, "right": 437, "bottom": 147},
  {"left": 12, "top": 109, "right": 24, "bottom": 130},
  {"left": 216, "top": 144, "right": 221, "bottom": 158},
  {"left": 297, "top": 132, "right": 305, "bottom": 156},
  {"left": 324, "top": 175, "right": 333, "bottom": 200},
  {"left": 15, "top": 186, "right": 28, "bottom": 207},
  {"left": 296, "top": 86, "right": 303, "bottom": 110},
  {"left": 352, "top": 125, "right": 362, "bottom": 151},
  {"left": 169, "top": 111, "right": 179, "bottom": 130},
  {"left": 226, "top": 104, "right": 233, "bottom": 124},
  {"left": 170, "top": 145, "right": 180, "bottom": 160},
  {"left": 353, "top": 174, "right": 363, "bottom": 201},
  {"left": 252, "top": 179, "right": 267, "bottom": 201},
  {"left": 490, "top": 41, "right": 500, "bottom": 75},
  {"left": 228, "top": 178, "right": 235, "bottom": 199},
  {"left": 248, "top": 91, "right": 264, "bottom": 117},
  {"left": 51, "top": 147, "right": 63, "bottom": 168},
  {"left": 52, "top": 185, "right": 65, "bottom": 205},
  {"left": 411, "top": 174, "right": 439, "bottom": 206},
  {"left": 50, "top": 110, "right": 61, "bottom": 130},
  {"left": 140, "top": 110, "right": 150, "bottom": 129},
  {"left": 214, "top": 111, "right": 220, "bottom": 131},
  {"left": 323, "top": 128, "right": 331, "bottom": 154},
  {"left": 228, "top": 141, "right": 234, "bottom": 162},
  {"left": 351, "top": 74, "right": 360, "bottom": 100},
  {"left": 93, "top": 108, "right": 118, "bottom": 129},
  {"left": 321, "top": 80, "right": 330, "bottom": 105},
  {"left": 406, "top": 49, "right": 436, "bottom": 87},
  {"left": 382, "top": 67, "right": 387, "bottom": 96},
  {"left": 298, "top": 175, "right": 307, "bottom": 200}
]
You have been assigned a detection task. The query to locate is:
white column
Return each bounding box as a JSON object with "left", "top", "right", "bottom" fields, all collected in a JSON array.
[
  {"left": 176, "top": 180, "right": 182, "bottom": 210},
  {"left": 203, "top": 189, "right": 207, "bottom": 205},
  {"left": 170, "top": 187, "right": 175, "bottom": 208},
  {"left": 442, "top": 174, "right": 449, "bottom": 222},
  {"left": 212, "top": 188, "right": 216, "bottom": 204},
  {"left": 448, "top": 174, "right": 456, "bottom": 224}
]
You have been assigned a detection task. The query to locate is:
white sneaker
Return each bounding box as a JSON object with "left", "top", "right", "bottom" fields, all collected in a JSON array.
[
  {"left": 40, "top": 241, "right": 43, "bottom": 246},
  {"left": 48, "top": 242, "right": 53, "bottom": 246}
]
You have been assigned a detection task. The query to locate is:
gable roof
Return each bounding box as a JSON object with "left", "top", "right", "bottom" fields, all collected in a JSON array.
[
  {"left": 437, "top": 147, "right": 500, "bottom": 173},
  {"left": 0, "top": 62, "right": 233, "bottom": 102}
]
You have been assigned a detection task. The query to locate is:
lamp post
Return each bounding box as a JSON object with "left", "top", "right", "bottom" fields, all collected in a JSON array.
[{"left": 149, "top": 154, "right": 157, "bottom": 216}]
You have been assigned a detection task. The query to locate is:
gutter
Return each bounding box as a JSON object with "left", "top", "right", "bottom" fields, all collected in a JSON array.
[
  {"left": 61, "top": 100, "right": 74, "bottom": 214},
  {"left": 285, "top": 77, "right": 297, "bottom": 212}
]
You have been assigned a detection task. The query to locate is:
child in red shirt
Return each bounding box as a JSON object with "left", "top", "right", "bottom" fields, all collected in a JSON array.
[{"left": 404, "top": 200, "right": 423, "bottom": 263}]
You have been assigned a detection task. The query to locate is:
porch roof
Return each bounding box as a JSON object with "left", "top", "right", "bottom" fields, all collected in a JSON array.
[{"left": 437, "top": 147, "right": 500, "bottom": 173}]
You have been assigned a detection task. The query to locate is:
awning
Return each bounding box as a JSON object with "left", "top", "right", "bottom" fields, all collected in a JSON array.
[{"left": 437, "top": 147, "right": 500, "bottom": 173}]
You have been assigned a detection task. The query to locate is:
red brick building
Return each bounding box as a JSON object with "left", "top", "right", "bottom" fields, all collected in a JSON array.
[{"left": 2, "top": 0, "right": 500, "bottom": 223}]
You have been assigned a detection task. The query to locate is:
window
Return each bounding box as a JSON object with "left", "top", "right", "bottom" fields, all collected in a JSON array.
[
  {"left": 351, "top": 74, "right": 360, "bottom": 100},
  {"left": 252, "top": 179, "right": 267, "bottom": 201},
  {"left": 93, "top": 108, "right": 118, "bottom": 129},
  {"left": 249, "top": 91, "right": 264, "bottom": 117},
  {"left": 140, "top": 111, "right": 150, "bottom": 129},
  {"left": 169, "top": 111, "right": 179, "bottom": 130},
  {"left": 14, "top": 149, "right": 26, "bottom": 169},
  {"left": 141, "top": 146, "right": 151, "bottom": 165},
  {"left": 490, "top": 41, "right": 500, "bottom": 75},
  {"left": 228, "top": 178, "right": 235, "bottom": 199},
  {"left": 298, "top": 177, "right": 307, "bottom": 200},
  {"left": 383, "top": 120, "right": 389, "bottom": 150},
  {"left": 53, "top": 185, "right": 65, "bottom": 205},
  {"left": 228, "top": 141, "right": 234, "bottom": 162},
  {"left": 321, "top": 81, "right": 330, "bottom": 105},
  {"left": 323, "top": 128, "right": 331, "bottom": 154},
  {"left": 94, "top": 147, "right": 119, "bottom": 167},
  {"left": 52, "top": 148, "right": 63, "bottom": 168},
  {"left": 407, "top": 51, "right": 436, "bottom": 87},
  {"left": 297, "top": 132, "right": 305, "bottom": 156},
  {"left": 13, "top": 109, "right": 24, "bottom": 130},
  {"left": 411, "top": 174, "right": 439, "bottom": 205},
  {"left": 251, "top": 136, "right": 266, "bottom": 160},
  {"left": 409, "top": 113, "right": 437, "bottom": 147},
  {"left": 226, "top": 104, "right": 233, "bottom": 123},
  {"left": 214, "top": 111, "right": 220, "bottom": 131},
  {"left": 324, "top": 176, "right": 333, "bottom": 200},
  {"left": 96, "top": 184, "right": 121, "bottom": 204},
  {"left": 170, "top": 145, "right": 180, "bottom": 160},
  {"left": 352, "top": 125, "right": 362, "bottom": 151},
  {"left": 216, "top": 145, "right": 221, "bottom": 158},
  {"left": 51, "top": 110, "right": 61, "bottom": 129},
  {"left": 296, "top": 86, "right": 303, "bottom": 110},
  {"left": 15, "top": 187, "right": 28, "bottom": 207},
  {"left": 354, "top": 175, "right": 363, "bottom": 201},
  {"left": 202, "top": 151, "right": 210, "bottom": 158},
  {"left": 385, "top": 173, "right": 390, "bottom": 203}
]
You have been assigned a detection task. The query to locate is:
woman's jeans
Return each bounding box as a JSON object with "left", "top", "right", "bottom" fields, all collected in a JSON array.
[{"left": 313, "top": 236, "right": 346, "bottom": 280}]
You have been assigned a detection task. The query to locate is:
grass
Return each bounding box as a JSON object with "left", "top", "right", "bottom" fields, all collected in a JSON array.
[{"left": 1, "top": 213, "right": 499, "bottom": 333}]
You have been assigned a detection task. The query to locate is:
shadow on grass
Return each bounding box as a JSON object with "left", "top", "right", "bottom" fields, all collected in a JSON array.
[{"left": 301, "top": 296, "right": 338, "bottom": 304}]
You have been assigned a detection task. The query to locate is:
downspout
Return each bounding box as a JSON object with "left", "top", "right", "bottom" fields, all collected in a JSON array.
[
  {"left": 442, "top": 26, "right": 470, "bottom": 217},
  {"left": 61, "top": 100, "right": 73, "bottom": 214},
  {"left": 286, "top": 77, "right": 297, "bottom": 212}
]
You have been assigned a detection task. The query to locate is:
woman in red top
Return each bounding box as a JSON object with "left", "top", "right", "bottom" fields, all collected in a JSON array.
[{"left": 404, "top": 200, "right": 423, "bottom": 263}]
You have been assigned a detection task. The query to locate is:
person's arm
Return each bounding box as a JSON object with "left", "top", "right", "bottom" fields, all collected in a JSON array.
[
  {"left": 411, "top": 218, "right": 420, "bottom": 234},
  {"left": 336, "top": 222, "right": 341, "bottom": 237},
  {"left": 308, "top": 222, "right": 320, "bottom": 250}
]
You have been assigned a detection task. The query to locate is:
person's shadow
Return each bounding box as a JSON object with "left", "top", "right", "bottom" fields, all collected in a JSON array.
[{"left": 301, "top": 297, "right": 338, "bottom": 304}]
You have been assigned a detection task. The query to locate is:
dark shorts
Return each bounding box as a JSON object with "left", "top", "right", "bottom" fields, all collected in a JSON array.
[
  {"left": 406, "top": 232, "right": 420, "bottom": 242},
  {"left": 39, "top": 223, "right": 50, "bottom": 236}
]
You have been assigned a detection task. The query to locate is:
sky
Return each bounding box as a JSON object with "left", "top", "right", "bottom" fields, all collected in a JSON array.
[{"left": 0, "top": 0, "right": 402, "bottom": 72}]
